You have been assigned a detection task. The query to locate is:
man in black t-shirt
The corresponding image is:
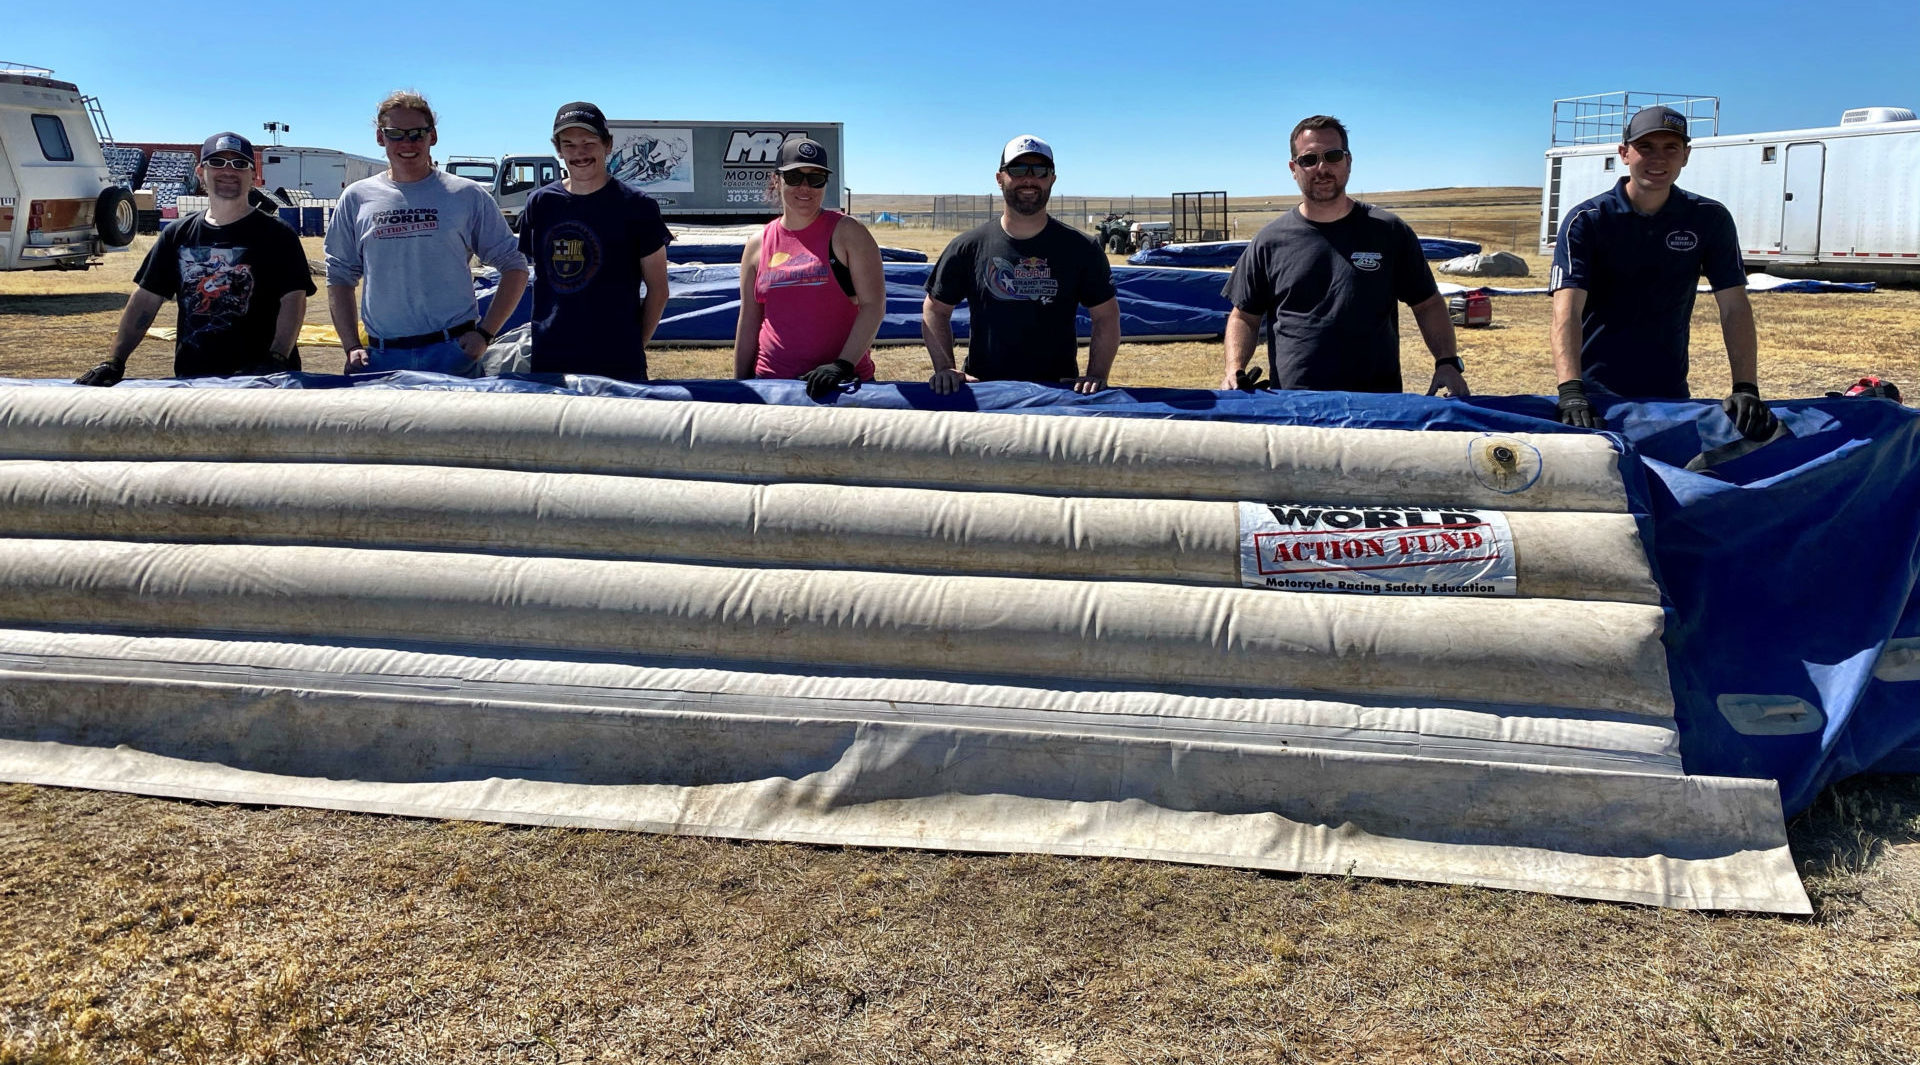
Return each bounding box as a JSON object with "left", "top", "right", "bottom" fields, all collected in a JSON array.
[
  {"left": 77, "top": 132, "right": 315, "bottom": 385},
  {"left": 923, "top": 135, "right": 1119, "bottom": 393},
  {"left": 518, "top": 101, "right": 672, "bottom": 381},
  {"left": 1220, "top": 115, "right": 1467, "bottom": 397}
]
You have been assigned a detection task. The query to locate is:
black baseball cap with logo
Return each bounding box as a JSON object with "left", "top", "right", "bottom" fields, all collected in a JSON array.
[
  {"left": 200, "top": 131, "right": 255, "bottom": 161},
  {"left": 553, "top": 102, "right": 611, "bottom": 140},
  {"left": 776, "top": 137, "right": 831, "bottom": 173},
  {"left": 1623, "top": 105, "right": 1691, "bottom": 143}
]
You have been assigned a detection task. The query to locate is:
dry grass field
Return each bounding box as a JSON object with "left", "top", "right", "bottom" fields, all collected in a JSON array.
[{"left": 1, "top": 189, "right": 1918, "bottom": 1064}]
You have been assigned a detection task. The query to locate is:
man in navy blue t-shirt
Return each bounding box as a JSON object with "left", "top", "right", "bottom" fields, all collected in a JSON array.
[
  {"left": 518, "top": 101, "right": 672, "bottom": 381},
  {"left": 1549, "top": 106, "right": 1776, "bottom": 438}
]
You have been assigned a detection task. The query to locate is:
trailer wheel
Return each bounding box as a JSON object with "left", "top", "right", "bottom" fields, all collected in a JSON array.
[{"left": 96, "top": 187, "right": 137, "bottom": 247}]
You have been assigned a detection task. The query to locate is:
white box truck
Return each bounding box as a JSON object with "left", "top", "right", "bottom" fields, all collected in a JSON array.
[
  {"left": 257, "top": 145, "right": 384, "bottom": 201},
  {"left": 0, "top": 64, "right": 136, "bottom": 270},
  {"left": 453, "top": 119, "right": 844, "bottom": 230},
  {"left": 1542, "top": 97, "right": 1920, "bottom": 283}
]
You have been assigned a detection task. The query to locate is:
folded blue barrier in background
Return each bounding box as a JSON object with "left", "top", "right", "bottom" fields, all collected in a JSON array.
[
  {"left": 1131, "top": 236, "right": 1484, "bottom": 267},
  {"left": 668, "top": 243, "right": 928, "bottom": 265},
  {"left": 477, "top": 264, "right": 1234, "bottom": 343}
]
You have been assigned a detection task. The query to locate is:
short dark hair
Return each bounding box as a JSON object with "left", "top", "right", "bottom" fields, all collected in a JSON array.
[{"left": 1289, "top": 115, "right": 1349, "bottom": 157}]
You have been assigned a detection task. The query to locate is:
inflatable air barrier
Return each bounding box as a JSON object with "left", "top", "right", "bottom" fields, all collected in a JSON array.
[{"left": 2, "top": 379, "right": 1915, "bottom": 913}]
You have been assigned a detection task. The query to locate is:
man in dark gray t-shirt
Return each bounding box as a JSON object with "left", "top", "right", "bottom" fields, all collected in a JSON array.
[
  {"left": 1220, "top": 115, "right": 1467, "bottom": 397},
  {"left": 923, "top": 135, "right": 1120, "bottom": 394}
]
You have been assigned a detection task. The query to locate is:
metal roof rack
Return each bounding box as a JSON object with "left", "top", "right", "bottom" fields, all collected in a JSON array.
[{"left": 1551, "top": 91, "right": 1720, "bottom": 146}]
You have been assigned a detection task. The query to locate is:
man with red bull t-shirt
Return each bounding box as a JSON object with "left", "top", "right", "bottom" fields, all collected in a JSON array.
[{"left": 922, "top": 135, "right": 1120, "bottom": 394}]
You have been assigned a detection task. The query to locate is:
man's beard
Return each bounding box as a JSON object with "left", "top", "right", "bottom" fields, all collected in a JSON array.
[
  {"left": 1301, "top": 175, "right": 1345, "bottom": 203},
  {"left": 1003, "top": 185, "right": 1050, "bottom": 217}
]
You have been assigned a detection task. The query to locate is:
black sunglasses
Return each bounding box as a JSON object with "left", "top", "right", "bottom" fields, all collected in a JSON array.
[
  {"left": 380, "top": 126, "right": 433, "bottom": 142},
  {"left": 780, "top": 170, "right": 829, "bottom": 188},
  {"left": 1002, "top": 163, "right": 1054, "bottom": 179},
  {"left": 1292, "top": 148, "right": 1350, "bottom": 168},
  {"left": 201, "top": 156, "right": 254, "bottom": 170}
]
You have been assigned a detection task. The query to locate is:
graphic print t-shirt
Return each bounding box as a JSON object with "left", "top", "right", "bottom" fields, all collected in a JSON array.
[
  {"left": 134, "top": 209, "right": 316, "bottom": 377},
  {"left": 1221, "top": 204, "right": 1437, "bottom": 394},
  {"left": 926, "top": 218, "right": 1116, "bottom": 383},
  {"left": 518, "top": 179, "right": 671, "bottom": 380}
]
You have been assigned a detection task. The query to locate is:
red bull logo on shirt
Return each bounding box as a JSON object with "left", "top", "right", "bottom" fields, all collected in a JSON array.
[{"left": 986, "top": 256, "right": 1060, "bottom": 303}]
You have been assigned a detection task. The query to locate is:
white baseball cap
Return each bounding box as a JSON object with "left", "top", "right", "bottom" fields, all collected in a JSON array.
[{"left": 1000, "top": 134, "right": 1055, "bottom": 168}]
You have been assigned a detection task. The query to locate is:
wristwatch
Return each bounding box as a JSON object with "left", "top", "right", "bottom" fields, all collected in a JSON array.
[{"left": 1435, "top": 356, "right": 1465, "bottom": 372}]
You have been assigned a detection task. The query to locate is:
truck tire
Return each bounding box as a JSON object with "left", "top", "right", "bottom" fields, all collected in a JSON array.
[{"left": 96, "top": 187, "right": 137, "bottom": 247}]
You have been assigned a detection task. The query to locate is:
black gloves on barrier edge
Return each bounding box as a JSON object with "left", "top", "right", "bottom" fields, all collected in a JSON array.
[
  {"left": 76, "top": 361, "right": 125, "bottom": 387},
  {"left": 802, "top": 358, "right": 860, "bottom": 401},
  {"left": 1235, "top": 366, "right": 1271, "bottom": 393},
  {"left": 1723, "top": 381, "right": 1780, "bottom": 441},
  {"left": 1556, "top": 379, "right": 1602, "bottom": 429}
]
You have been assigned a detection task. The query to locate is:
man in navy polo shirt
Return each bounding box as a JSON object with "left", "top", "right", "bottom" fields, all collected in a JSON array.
[{"left": 1549, "top": 106, "right": 1776, "bottom": 438}]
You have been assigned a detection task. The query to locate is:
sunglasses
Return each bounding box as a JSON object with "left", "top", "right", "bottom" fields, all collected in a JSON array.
[
  {"left": 1002, "top": 163, "right": 1054, "bottom": 179},
  {"left": 780, "top": 170, "right": 830, "bottom": 188},
  {"left": 380, "top": 126, "right": 433, "bottom": 142},
  {"left": 201, "top": 156, "right": 254, "bottom": 170},
  {"left": 1292, "top": 148, "right": 1350, "bottom": 168}
]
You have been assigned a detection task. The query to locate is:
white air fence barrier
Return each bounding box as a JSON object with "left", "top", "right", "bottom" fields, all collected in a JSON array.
[{"left": 0, "top": 387, "right": 1809, "bottom": 913}]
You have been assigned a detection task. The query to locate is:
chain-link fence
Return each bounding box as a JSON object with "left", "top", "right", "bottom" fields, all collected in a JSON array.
[{"left": 923, "top": 195, "right": 1182, "bottom": 235}]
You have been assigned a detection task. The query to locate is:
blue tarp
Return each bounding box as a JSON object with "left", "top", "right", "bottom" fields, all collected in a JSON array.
[
  {"left": 1420, "top": 237, "right": 1483, "bottom": 260},
  {"left": 478, "top": 263, "right": 1233, "bottom": 343},
  {"left": 669, "top": 243, "right": 928, "bottom": 264},
  {"left": 20, "top": 373, "right": 1913, "bottom": 815},
  {"left": 1130, "top": 236, "right": 1484, "bottom": 268},
  {"left": 1438, "top": 276, "right": 1880, "bottom": 297}
]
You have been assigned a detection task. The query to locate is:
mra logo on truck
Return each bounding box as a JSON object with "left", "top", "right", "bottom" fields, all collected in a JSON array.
[{"left": 724, "top": 131, "right": 811, "bottom": 164}]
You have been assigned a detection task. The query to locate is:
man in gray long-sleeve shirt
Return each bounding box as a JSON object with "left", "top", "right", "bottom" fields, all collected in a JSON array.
[{"left": 324, "top": 89, "right": 529, "bottom": 376}]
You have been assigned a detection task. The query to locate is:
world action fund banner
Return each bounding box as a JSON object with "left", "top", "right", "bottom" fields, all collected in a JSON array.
[{"left": 1238, "top": 503, "right": 1517, "bottom": 596}]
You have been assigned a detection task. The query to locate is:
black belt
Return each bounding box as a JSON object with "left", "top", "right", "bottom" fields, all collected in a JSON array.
[{"left": 370, "top": 321, "right": 477, "bottom": 350}]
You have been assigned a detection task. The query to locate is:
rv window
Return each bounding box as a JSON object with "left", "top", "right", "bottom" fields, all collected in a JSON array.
[
  {"left": 1603, "top": 157, "right": 1615, "bottom": 172},
  {"left": 31, "top": 114, "right": 74, "bottom": 162},
  {"left": 1762, "top": 146, "right": 1778, "bottom": 163},
  {"left": 268, "top": 155, "right": 282, "bottom": 164}
]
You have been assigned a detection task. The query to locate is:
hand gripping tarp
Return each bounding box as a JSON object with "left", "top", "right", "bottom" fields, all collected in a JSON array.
[{"left": 0, "top": 383, "right": 1840, "bottom": 912}]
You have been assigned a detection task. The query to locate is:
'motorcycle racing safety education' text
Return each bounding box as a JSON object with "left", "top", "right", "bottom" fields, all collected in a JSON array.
[{"left": 1237, "top": 502, "right": 1518, "bottom": 596}]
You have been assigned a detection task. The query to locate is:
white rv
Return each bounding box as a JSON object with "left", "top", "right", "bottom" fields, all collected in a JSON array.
[
  {"left": 257, "top": 145, "right": 384, "bottom": 201},
  {"left": 1542, "top": 102, "right": 1920, "bottom": 283},
  {"left": 0, "top": 64, "right": 135, "bottom": 270}
]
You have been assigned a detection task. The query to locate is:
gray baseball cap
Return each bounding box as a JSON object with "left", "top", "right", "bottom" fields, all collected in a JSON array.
[
  {"left": 776, "top": 136, "right": 831, "bottom": 172},
  {"left": 1623, "top": 106, "right": 1691, "bottom": 143}
]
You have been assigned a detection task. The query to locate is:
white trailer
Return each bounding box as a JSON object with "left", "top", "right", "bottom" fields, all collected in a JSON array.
[
  {"left": 0, "top": 63, "right": 135, "bottom": 270},
  {"left": 257, "top": 145, "right": 383, "bottom": 201},
  {"left": 1542, "top": 104, "right": 1920, "bottom": 283}
]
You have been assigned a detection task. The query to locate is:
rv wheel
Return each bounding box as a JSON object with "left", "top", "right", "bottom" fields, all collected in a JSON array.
[{"left": 96, "top": 187, "right": 138, "bottom": 247}]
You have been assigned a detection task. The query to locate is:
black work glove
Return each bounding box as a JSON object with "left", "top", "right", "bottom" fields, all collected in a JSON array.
[
  {"left": 1234, "top": 366, "right": 1271, "bottom": 393},
  {"left": 1723, "top": 382, "right": 1779, "bottom": 441},
  {"left": 801, "top": 359, "right": 859, "bottom": 401},
  {"left": 75, "top": 361, "right": 125, "bottom": 387},
  {"left": 1556, "top": 380, "right": 1604, "bottom": 429}
]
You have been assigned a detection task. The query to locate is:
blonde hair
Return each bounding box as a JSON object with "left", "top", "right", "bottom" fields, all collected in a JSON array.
[{"left": 374, "top": 90, "right": 436, "bottom": 130}]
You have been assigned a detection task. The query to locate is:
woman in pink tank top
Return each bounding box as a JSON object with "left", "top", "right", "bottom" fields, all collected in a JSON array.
[{"left": 731, "top": 137, "right": 885, "bottom": 399}]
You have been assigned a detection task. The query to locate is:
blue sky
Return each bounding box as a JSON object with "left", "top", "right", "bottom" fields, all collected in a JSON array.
[{"left": 19, "top": 0, "right": 1917, "bottom": 196}]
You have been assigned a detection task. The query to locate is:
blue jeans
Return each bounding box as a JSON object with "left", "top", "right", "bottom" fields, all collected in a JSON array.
[{"left": 365, "top": 338, "right": 479, "bottom": 377}]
